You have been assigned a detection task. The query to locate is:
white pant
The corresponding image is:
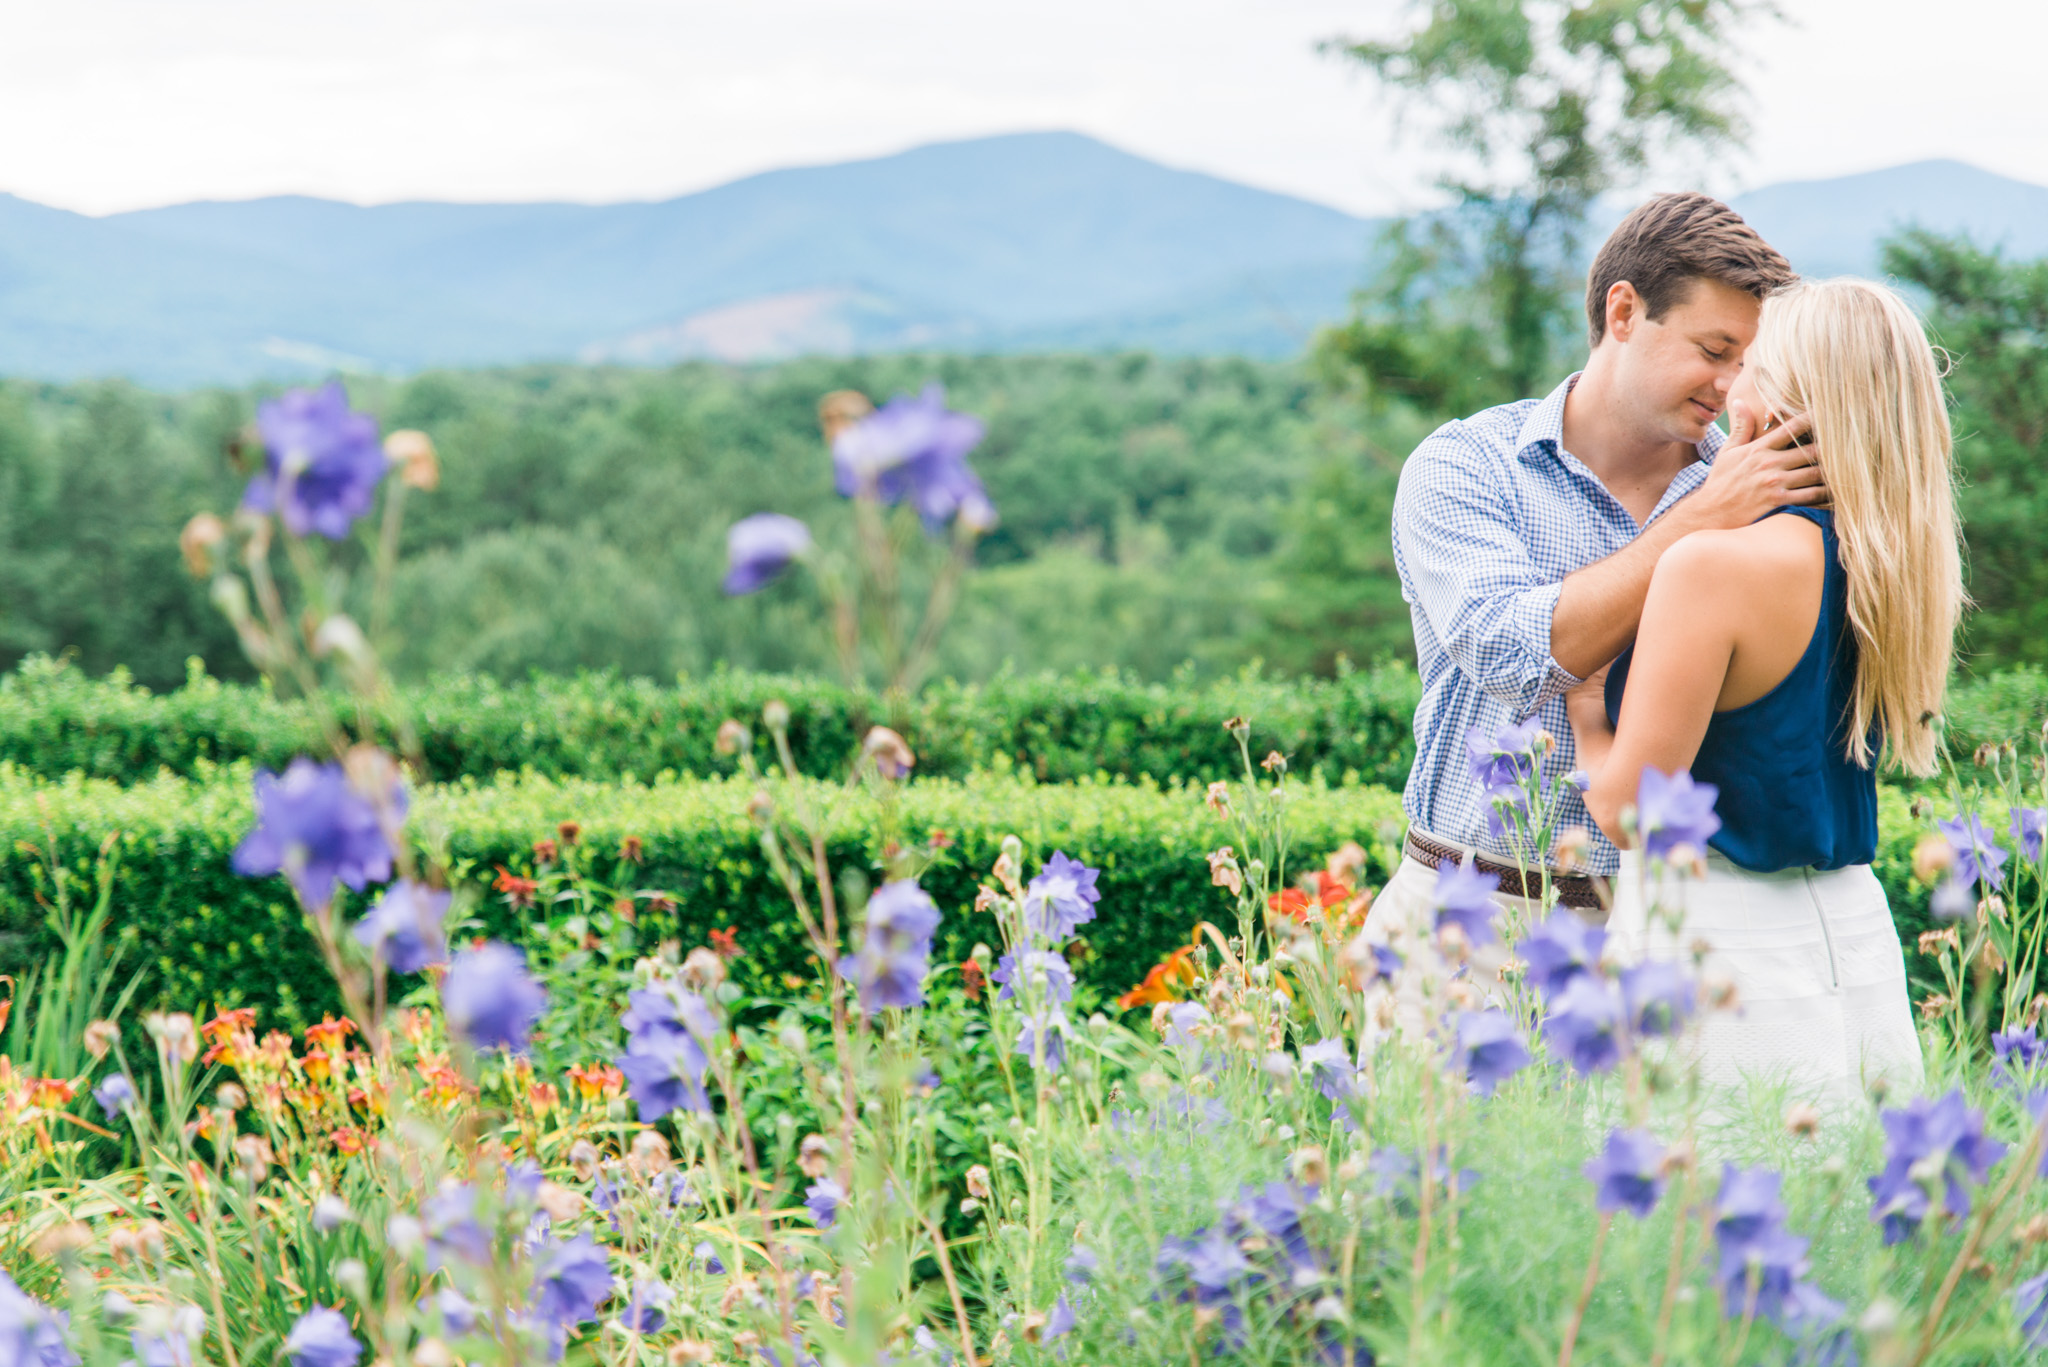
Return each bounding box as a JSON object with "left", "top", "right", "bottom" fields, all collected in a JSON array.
[{"left": 1607, "top": 850, "right": 1925, "bottom": 1109}]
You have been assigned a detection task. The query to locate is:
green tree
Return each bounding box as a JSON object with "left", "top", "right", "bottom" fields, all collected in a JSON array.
[
  {"left": 1317, "top": 0, "right": 1768, "bottom": 409},
  {"left": 1884, "top": 230, "right": 2048, "bottom": 668}
]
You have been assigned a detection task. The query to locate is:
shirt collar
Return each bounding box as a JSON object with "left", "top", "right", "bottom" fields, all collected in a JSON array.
[{"left": 1514, "top": 371, "right": 1729, "bottom": 467}]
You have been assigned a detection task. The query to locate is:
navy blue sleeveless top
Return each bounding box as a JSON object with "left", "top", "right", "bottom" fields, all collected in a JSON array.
[{"left": 1604, "top": 506, "right": 1877, "bottom": 873}]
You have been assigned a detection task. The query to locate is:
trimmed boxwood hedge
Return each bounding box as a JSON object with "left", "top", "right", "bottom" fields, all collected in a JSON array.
[
  {"left": 2, "top": 657, "right": 2042, "bottom": 800},
  {"left": 0, "top": 763, "right": 1954, "bottom": 1033},
  {"left": 0, "top": 655, "right": 1421, "bottom": 792},
  {"left": 0, "top": 765, "right": 1411, "bottom": 1032}
]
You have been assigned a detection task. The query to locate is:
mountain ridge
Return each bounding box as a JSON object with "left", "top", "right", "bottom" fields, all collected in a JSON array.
[{"left": 1, "top": 134, "right": 2043, "bottom": 385}]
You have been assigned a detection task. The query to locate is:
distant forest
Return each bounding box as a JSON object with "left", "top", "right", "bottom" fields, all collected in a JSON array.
[
  {"left": 0, "top": 225, "right": 2039, "bottom": 694},
  {"left": 0, "top": 354, "right": 1418, "bottom": 691}
]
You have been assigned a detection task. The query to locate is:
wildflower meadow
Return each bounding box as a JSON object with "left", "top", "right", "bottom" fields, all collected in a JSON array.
[{"left": 5, "top": 379, "right": 2048, "bottom": 1367}]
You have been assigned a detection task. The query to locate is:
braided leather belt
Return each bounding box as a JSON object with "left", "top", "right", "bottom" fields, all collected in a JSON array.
[{"left": 1403, "top": 829, "right": 1610, "bottom": 913}]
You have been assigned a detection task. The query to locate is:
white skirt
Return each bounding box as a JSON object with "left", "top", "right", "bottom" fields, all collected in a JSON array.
[{"left": 1607, "top": 850, "right": 1925, "bottom": 1110}]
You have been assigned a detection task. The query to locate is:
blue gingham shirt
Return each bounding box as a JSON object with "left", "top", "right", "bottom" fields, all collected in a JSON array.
[{"left": 1391, "top": 374, "right": 1723, "bottom": 876}]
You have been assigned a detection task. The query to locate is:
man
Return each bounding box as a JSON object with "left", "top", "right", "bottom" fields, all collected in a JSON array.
[{"left": 1376, "top": 192, "right": 1819, "bottom": 937}]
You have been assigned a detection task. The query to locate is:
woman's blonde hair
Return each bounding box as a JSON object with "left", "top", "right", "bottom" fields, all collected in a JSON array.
[{"left": 1745, "top": 277, "right": 1965, "bottom": 776}]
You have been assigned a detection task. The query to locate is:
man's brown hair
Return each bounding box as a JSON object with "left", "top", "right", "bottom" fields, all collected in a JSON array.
[{"left": 1585, "top": 192, "right": 1794, "bottom": 344}]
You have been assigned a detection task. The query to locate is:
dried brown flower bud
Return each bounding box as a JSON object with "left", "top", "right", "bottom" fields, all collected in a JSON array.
[
  {"left": 1784, "top": 1103, "right": 1822, "bottom": 1139},
  {"left": 32, "top": 1222, "right": 91, "bottom": 1260},
  {"left": 84, "top": 1019, "right": 120, "bottom": 1061},
  {"left": 1912, "top": 834, "right": 1956, "bottom": 884},
  {"left": 1205, "top": 781, "right": 1232, "bottom": 816},
  {"left": 180, "top": 513, "right": 227, "bottom": 577},
  {"left": 630, "top": 1129, "right": 672, "bottom": 1175},
  {"left": 1554, "top": 826, "right": 1591, "bottom": 874},
  {"left": 216, "top": 1083, "right": 248, "bottom": 1111},
  {"left": 715, "top": 720, "right": 751, "bottom": 755},
  {"left": 1261, "top": 750, "right": 1286, "bottom": 774},
  {"left": 682, "top": 946, "right": 727, "bottom": 991},
  {"left": 537, "top": 1181, "right": 585, "bottom": 1224},
  {"left": 385, "top": 430, "right": 440, "bottom": 491},
  {"left": 863, "top": 726, "right": 916, "bottom": 779},
  {"left": 1208, "top": 847, "right": 1244, "bottom": 896},
  {"left": 1919, "top": 993, "right": 1953, "bottom": 1022},
  {"left": 568, "top": 1139, "right": 600, "bottom": 1182},
  {"left": 799, "top": 1133, "right": 833, "bottom": 1179},
  {"left": 1290, "top": 1146, "right": 1330, "bottom": 1188},
  {"left": 817, "top": 390, "right": 874, "bottom": 444},
  {"left": 1222, "top": 716, "right": 1250, "bottom": 737},
  {"left": 965, "top": 1164, "right": 993, "bottom": 1199}
]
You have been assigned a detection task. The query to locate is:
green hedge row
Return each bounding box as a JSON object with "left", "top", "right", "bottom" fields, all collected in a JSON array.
[
  {"left": 0, "top": 762, "right": 1953, "bottom": 1034},
  {"left": 0, "top": 655, "right": 1424, "bottom": 792},
  {"left": 4, "top": 656, "right": 2044, "bottom": 799},
  {"left": 0, "top": 765, "right": 1412, "bottom": 1032}
]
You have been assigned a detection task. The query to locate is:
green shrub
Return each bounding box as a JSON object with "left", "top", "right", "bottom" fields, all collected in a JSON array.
[
  {"left": 0, "top": 654, "right": 1425, "bottom": 790},
  {"left": 0, "top": 765, "right": 1410, "bottom": 1033}
]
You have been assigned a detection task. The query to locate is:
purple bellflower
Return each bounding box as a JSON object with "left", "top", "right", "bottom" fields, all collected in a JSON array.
[
  {"left": 93, "top": 1074, "right": 136, "bottom": 1121},
  {"left": 1064, "top": 1244, "right": 1099, "bottom": 1284},
  {"left": 1017, "top": 1007, "right": 1070, "bottom": 1072},
  {"left": 616, "top": 984, "right": 716, "bottom": 1120},
  {"left": 1045, "top": 1293, "right": 1076, "bottom": 1342},
  {"left": 723, "top": 514, "right": 812, "bottom": 595},
  {"left": 805, "top": 1177, "right": 845, "bottom": 1228},
  {"left": 0, "top": 1268, "right": 76, "bottom": 1367},
  {"left": 1635, "top": 767, "right": 1721, "bottom": 862},
  {"left": 1163, "top": 1002, "right": 1210, "bottom": 1049},
  {"left": 2013, "top": 808, "right": 2047, "bottom": 864},
  {"left": 1455, "top": 1009, "right": 1531, "bottom": 1097},
  {"left": 1585, "top": 1128, "right": 1666, "bottom": 1219},
  {"left": 1541, "top": 974, "right": 1625, "bottom": 1074},
  {"left": 992, "top": 947, "right": 1074, "bottom": 1004},
  {"left": 351, "top": 879, "right": 450, "bottom": 973},
  {"left": 1023, "top": 852, "right": 1101, "bottom": 943},
  {"left": 1465, "top": 720, "right": 1541, "bottom": 789},
  {"left": 1712, "top": 1166, "right": 1832, "bottom": 1326},
  {"left": 423, "top": 1183, "right": 490, "bottom": 1269},
  {"left": 243, "top": 382, "right": 387, "bottom": 540},
  {"left": 1515, "top": 908, "right": 1607, "bottom": 1000},
  {"left": 532, "top": 1234, "right": 613, "bottom": 1327},
  {"left": 1866, "top": 1091, "right": 2008, "bottom": 1245},
  {"left": 839, "top": 880, "right": 942, "bottom": 1014},
  {"left": 1939, "top": 813, "right": 2008, "bottom": 891},
  {"left": 2015, "top": 1270, "right": 2048, "bottom": 1349},
  {"left": 831, "top": 384, "right": 995, "bottom": 533},
  {"left": 1300, "top": 1038, "right": 1361, "bottom": 1101},
  {"left": 281, "top": 1308, "right": 362, "bottom": 1367},
  {"left": 1993, "top": 1026, "right": 2046, "bottom": 1089},
  {"left": 1620, "top": 960, "right": 1694, "bottom": 1038},
  {"left": 232, "top": 759, "right": 401, "bottom": 909},
  {"left": 1430, "top": 859, "right": 1502, "bottom": 944},
  {"left": 621, "top": 1280, "right": 671, "bottom": 1335},
  {"left": 441, "top": 942, "right": 548, "bottom": 1054}
]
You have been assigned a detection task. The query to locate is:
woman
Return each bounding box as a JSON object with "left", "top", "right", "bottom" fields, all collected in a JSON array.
[{"left": 1568, "top": 276, "right": 1960, "bottom": 1108}]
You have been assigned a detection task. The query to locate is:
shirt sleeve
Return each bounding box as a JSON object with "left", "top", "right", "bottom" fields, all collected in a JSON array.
[{"left": 1393, "top": 428, "right": 1582, "bottom": 716}]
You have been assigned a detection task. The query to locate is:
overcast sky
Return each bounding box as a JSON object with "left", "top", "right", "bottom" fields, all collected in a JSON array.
[{"left": 1, "top": 0, "right": 2038, "bottom": 217}]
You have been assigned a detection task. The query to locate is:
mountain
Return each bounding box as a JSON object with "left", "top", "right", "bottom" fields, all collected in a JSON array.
[{"left": 0, "top": 136, "right": 2043, "bottom": 385}]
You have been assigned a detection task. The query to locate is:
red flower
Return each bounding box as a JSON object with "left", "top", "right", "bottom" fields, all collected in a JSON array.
[
  {"left": 532, "top": 838, "right": 558, "bottom": 863},
  {"left": 494, "top": 866, "right": 539, "bottom": 909},
  {"left": 959, "top": 959, "right": 987, "bottom": 1002},
  {"left": 709, "top": 925, "right": 742, "bottom": 960},
  {"left": 619, "top": 835, "right": 644, "bottom": 864},
  {"left": 556, "top": 821, "right": 581, "bottom": 847}
]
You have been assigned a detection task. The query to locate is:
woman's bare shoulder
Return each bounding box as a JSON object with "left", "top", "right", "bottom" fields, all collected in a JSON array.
[{"left": 1652, "top": 513, "right": 1823, "bottom": 594}]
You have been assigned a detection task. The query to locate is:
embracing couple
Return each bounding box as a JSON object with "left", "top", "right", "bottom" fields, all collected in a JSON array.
[{"left": 1376, "top": 192, "right": 1960, "bottom": 1107}]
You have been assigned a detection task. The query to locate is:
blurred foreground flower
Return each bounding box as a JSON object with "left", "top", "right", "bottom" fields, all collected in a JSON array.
[
  {"left": 723, "top": 513, "right": 813, "bottom": 595},
  {"left": 232, "top": 759, "right": 402, "bottom": 910},
  {"left": 283, "top": 1306, "right": 362, "bottom": 1367},
  {"left": 831, "top": 384, "right": 995, "bottom": 532},
  {"left": 1635, "top": 767, "right": 1721, "bottom": 863},
  {"left": 442, "top": 943, "right": 548, "bottom": 1054},
  {"left": 839, "top": 880, "right": 943, "bottom": 1013},
  {"left": 242, "top": 381, "right": 388, "bottom": 540},
  {"left": 352, "top": 879, "right": 451, "bottom": 973}
]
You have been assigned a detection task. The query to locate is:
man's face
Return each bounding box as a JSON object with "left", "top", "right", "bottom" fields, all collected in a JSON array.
[{"left": 1610, "top": 277, "right": 1761, "bottom": 445}]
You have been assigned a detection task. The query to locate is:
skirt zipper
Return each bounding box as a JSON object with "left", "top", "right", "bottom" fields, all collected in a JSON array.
[{"left": 1805, "top": 869, "right": 1841, "bottom": 991}]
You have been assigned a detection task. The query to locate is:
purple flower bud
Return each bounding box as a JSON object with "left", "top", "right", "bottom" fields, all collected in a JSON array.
[
  {"left": 93, "top": 1074, "right": 136, "bottom": 1121},
  {"left": 1045, "top": 1293, "right": 1076, "bottom": 1342},
  {"left": 1584, "top": 1128, "right": 1665, "bottom": 1218},
  {"left": 1455, "top": 1009, "right": 1531, "bottom": 1097},
  {"left": 992, "top": 948, "right": 1074, "bottom": 1005},
  {"left": 281, "top": 1307, "right": 361, "bottom": 1367},
  {"left": 621, "top": 1280, "right": 671, "bottom": 1334},
  {"left": 805, "top": 1177, "right": 845, "bottom": 1228},
  {"left": 1017, "top": 1007, "right": 1070, "bottom": 1071},
  {"left": 1993, "top": 1026, "right": 2046, "bottom": 1089},
  {"left": 2016, "top": 1270, "right": 2048, "bottom": 1349},
  {"left": 1299, "top": 1037, "right": 1361, "bottom": 1101},
  {"left": 2013, "top": 808, "right": 2047, "bottom": 864},
  {"left": 232, "top": 759, "right": 401, "bottom": 910},
  {"left": 351, "top": 879, "right": 449, "bottom": 974},
  {"left": 723, "top": 514, "right": 812, "bottom": 595},
  {"left": 243, "top": 382, "right": 388, "bottom": 540},
  {"left": 1635, "top": 767, "right": 1721, "bottom": 863},
  {"left": 441, "top": 943, "right": 547, "bottom": 1054}
]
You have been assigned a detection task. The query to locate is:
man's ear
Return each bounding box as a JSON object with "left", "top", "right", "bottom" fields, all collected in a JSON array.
[{"left": 1604, "top": 281, "right": 1645, "bottom": 344}]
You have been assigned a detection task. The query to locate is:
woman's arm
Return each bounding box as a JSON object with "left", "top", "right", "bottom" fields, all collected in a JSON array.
[{"left": 1572, "top": 533, "right": 1743, "bottom": 848}]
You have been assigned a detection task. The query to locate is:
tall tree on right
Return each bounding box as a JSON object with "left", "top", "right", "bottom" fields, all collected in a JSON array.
[
  {"left": 1316, "top": 0, "right": 1771, "bottom": 410},
  {"left": 1886, "top": 230, "right": 2048, "bottom": 668}
]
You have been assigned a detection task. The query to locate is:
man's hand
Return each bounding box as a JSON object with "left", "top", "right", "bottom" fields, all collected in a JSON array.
[{"left": 1666, "top": 400, "right": 1825, "bottom": 531}]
